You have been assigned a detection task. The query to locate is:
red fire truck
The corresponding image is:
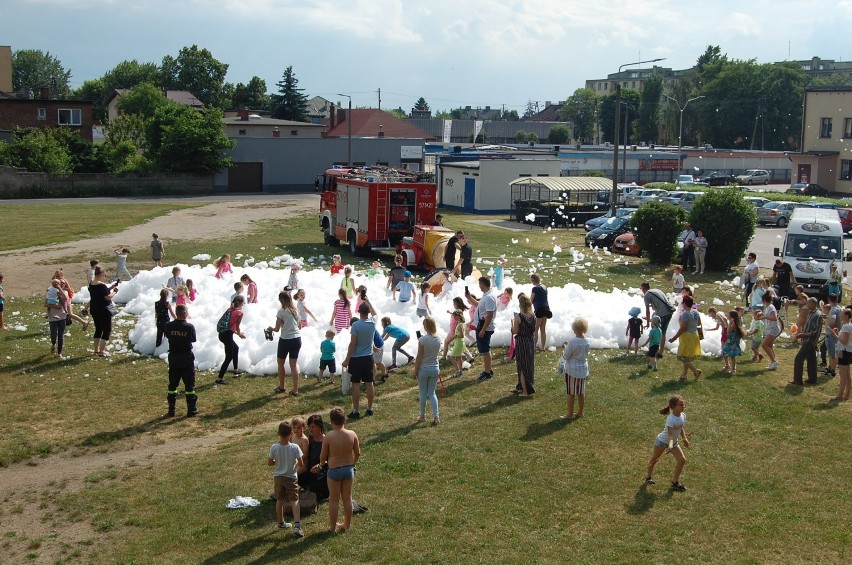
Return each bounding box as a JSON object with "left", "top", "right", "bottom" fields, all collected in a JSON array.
[{"left": 319, "top": 166, "right": 437, "bottom": 254}]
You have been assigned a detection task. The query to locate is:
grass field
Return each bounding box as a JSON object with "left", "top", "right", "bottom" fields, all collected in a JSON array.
[
  {"left": 0, "top": 202, "right": 203, "bottom": 252},
  {"left": 0, "top": 205, "right": 849, "bottom": 564}
]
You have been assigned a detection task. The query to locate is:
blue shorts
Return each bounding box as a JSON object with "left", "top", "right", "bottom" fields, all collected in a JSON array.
[
  {"left": 327, "top": 465, "right": 355, "bottom": 481},
  {"left": 825, "top": 334, "right": 837, "bottom": 358},
  {"left": 476, "top": 330, "right": 493, "bottom": 354}
]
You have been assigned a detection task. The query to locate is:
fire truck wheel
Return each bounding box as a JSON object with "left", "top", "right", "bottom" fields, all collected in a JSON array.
[
  {"left": 348, "top": 232, "right": 359, "bottom": 256},
  {"left": 323, "top": 225, "right": 338, "bottom": 246}
]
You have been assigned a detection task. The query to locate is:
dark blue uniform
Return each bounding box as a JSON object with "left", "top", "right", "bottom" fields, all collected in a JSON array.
[{"left": 165, "top": 319, "right": 197, "bottom": 417}]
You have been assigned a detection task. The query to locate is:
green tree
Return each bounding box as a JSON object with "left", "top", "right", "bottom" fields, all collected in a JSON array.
[
  {"left": 116, "top": 82, "right": 170, "bottom": 120},
  {"left": 231, "top": 76, "right": 269, "bottom": 110},
  {"left": 71, "top": 60, "right": 161, "bottom": 121},
  {"left": 557, "top": 88, "right": 599, "bottom": 143},
  {"left": 0, "top": 127, "right": 73, "bottom": 174},
  {"left": 160, "top": 45, "right": 229, "bottom": 108},
  {"left": 692, "top": 60, "right": 806, "bottom": 150},
  {"left": 146, "top": 103, "right": 235, "bottom": 174},
  {"left": 637, "top": 75, "right": 663, "bottom": 143},
  {"left": 414, "top": 97, "right": 430, "bottom": 111},
  {"left": 688, "top": 189, "right": 756, "bottom": 270},
  {"left": 433, "top": 109, "right": 453, "bottom": 119},
  {"left": 271, "top": 66, "right": 309, "bottom": 121},
  {"left": 107, "top": 112, "right": 148, "bottom": 149},
  {"left": 547, "top": 125, "right": 570, "bottom": 144},
  {"left": 599, "top": 90, "right": 640, "bottom": 144},
  {"left": 11, "top": 49, "right": 72, "bottom": 98},
  {"left": 502, "top": 109, "right": 520, "bottom": 121},
  {"left": 629, "top": 200, "right": 686, "bottom": 265},
  {"left": 515, "top": 130, "right": 538, "bottom": 143}
]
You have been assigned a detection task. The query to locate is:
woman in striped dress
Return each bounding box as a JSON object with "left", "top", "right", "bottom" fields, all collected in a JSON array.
[
  {"left": 329, "top": 288, "right": 351, "bottom": 333},
  {"left": 512, "top": 293, "right": 536, "bottom": 396}
]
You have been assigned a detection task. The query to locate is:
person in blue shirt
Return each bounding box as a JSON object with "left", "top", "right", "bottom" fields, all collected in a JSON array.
[
  {"left": 394, "top": 271, "right": 416, "bottom": 304},
  {"left": 381, "top": 317, "right": 414, "bottom": 370}
]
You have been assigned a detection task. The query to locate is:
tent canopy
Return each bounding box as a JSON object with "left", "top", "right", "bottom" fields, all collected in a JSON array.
[{"left": 508, "top": 176, "right": 611, "bottom": 193}]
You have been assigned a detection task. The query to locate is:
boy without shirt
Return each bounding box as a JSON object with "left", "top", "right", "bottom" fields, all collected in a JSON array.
[{"left": 320, "top": 407, "right": 361, "bottom": 533}]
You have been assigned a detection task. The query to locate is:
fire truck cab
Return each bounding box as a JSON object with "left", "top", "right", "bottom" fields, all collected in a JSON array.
[{"left": 319, "top": 166, "right": 437, "bottom": 255}]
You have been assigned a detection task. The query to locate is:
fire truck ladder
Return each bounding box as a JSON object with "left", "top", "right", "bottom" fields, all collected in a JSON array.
[{"left": 370, "top": 186, "right": 394, "bottom": 250}]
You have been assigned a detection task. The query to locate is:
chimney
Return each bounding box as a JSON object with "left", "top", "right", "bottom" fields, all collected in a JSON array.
[
  {"left": 39, "top": 87, "right": 50, "bottom": 99},
  {"left": 238, "top": 107, "right": 249, "bottom": 121},
  {"left": 378, "top": 124, "right": 384, "bottom": 138},
  {"left": 329, "top": 104, "right": 336, "bottom": 128}
]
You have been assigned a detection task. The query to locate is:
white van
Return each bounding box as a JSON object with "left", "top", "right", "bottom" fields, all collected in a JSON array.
[{"left": 774, "top": 208, "right": 846, "bottom": 298}]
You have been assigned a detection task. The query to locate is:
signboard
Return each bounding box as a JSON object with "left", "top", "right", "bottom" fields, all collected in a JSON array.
[
  {"left": 639, "top": 158, "right": 680, "bottom": 171},
  {"left": 401, "top": 146, "right": 423, "bottom": 159}
]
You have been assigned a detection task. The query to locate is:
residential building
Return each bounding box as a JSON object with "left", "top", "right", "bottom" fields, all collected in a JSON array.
[
  {"left": 0, "top": 97, "right": 94, "bottom": 142},
  {"left": 794, "top": 56, "right": 852, "bottom": 80},
  {"left": 0, "top": 45, "right": 11, "bottom": 94},
  {"left": 306, "top": 96, "right": 333, "bottom": 124},
  {"left": 224, "top": 108, "right": 322, "bottom": 138},
  {"left": 106, "top": 89, "right": 203, "bottom": 121},
  {"left": 585, "top": 65, "right": 692, "bottom": 95},
  {"left": 325, "top": 108, "right": 433, "bottom": 139},
  {"left": 526, "top": 101, "right": 565, "bottom": 122},
  {"left": 790, "top": 86, "right": 852, "bottom": 193}
]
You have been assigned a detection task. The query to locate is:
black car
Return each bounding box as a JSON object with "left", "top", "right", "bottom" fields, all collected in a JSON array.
[
  {"left": 786, "top": 183, "right": 829, "bottom": 196},
  {"left": 697, "top": 171, "right": 735, "bottom": 186},
  {"left": 585, "top": 216, "right": 632, "bottom": 249},
  {"left": 584, "top": 207, "right": 637, "bottom": 231}
]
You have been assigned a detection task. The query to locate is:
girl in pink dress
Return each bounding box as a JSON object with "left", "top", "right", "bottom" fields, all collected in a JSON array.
[
  {"left": 240, "top": 274, "right": 258, "bottom": 304},
  {"left": 185, "top": 279, "right": 197, "bottom": 302},
  {"left": 329, "top": 288, "right": 351, "bottom": 333},
  {"left": 214, "top": 254, "right": 232, "bottom": 279}
]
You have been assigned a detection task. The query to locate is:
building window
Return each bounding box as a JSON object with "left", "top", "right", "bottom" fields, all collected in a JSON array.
[
  {"left": 844, "top": 118, "right": 852, "bottom": 139},
  {"left": 820, "top": 117, "right": 832, "bottom": 138},
  {"left": 238, "top": 129, "right": 247, "bottom": 135},
  {"left": 842, "top": 160, "right": 851, "bottom": 181},
  {"left": 57, "top": 108, "right": 81, "bottom": 126},
  {"left": 290, "top": 130, "right": 298, "bottom": 135},
  {"left": 37, "top": 108, "right": 46, "bottom": 120}
]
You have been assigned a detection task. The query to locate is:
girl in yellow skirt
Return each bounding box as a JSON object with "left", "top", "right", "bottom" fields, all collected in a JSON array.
[{"left": 668, "top": 295, "right": 703, "bottom": 381}]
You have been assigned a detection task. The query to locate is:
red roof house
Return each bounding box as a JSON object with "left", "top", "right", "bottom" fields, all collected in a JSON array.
[{"left": 325, "top": 108, "right": 434, "bottom": 139}]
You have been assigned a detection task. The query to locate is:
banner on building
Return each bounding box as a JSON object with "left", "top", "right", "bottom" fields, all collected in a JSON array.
[
  {"left": 442, "top": 120, "right": 452, "bottom": 143},
  {"left": 473, "top": 120, "right": 483, "bottom": 142}
]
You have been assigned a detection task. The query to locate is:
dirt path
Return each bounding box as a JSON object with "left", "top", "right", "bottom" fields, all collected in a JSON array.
[
  {"left": 0, "top": 194, "right": 320, "bottom": 563},
  {"left": 0, "top": 194, "right": 319, "bottom": 296}
]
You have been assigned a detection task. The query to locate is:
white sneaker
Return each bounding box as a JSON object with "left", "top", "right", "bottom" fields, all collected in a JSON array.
[{"left": 767, "top": 361, "right": 778, "bottom": 370}]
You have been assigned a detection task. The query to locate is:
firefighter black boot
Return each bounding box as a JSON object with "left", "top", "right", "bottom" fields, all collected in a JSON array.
[
  {"left": 186, "top": 391, "right": 198, "bottom": 417},
  {"left": 166, "top": 392, "right": 176, "bottom": 417}
]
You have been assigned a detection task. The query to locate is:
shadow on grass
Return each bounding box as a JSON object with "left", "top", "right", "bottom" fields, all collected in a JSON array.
[
  {"left": 201, "top": 393, "right": 279, "bottom": 423},
  {"left": 363, "top": 421, "right": 420, "bottom": 447},
  {"left": 520, "top": 416, "right": 571, "bottom": 441},
  {"left": 812, "top": 398, "right": 841, "bottom": 411},
  {"left": 461, "top": 393, "right": 523, "bottom": 418},
  {"left": 647, "top": 378, "right": 693, "bottom": 395},
  {"left": 783, "top": 382, "right": 805, "bottom": 396},
  {"left": 199, "top": 528, "right": 334, "bottom": 565},
  {"left": 442, "top": 377, "right": 480, "bottom": 398},
  {"left": 78, "top": 415, "right": 182, "bottom": 447},
  {"left": 626, "top": 483, "right": 657, "bottom": 515}
]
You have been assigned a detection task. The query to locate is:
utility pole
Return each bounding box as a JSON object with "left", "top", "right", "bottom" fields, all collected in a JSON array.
[{"left": 377, "top": 88, "right": 381, "bottom": 110}]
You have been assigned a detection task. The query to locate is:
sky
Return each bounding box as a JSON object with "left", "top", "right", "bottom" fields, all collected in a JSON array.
[{"left": 3, "top": 0, "right": 852, "bottom": 113}]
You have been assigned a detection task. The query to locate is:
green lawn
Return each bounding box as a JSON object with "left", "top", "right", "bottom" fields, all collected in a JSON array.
[{"left": 0, "top": 205, "right": 849, "bottom": 564}]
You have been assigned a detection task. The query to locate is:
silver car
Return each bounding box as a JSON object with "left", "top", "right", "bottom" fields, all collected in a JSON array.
[
  {"left": 677, "top": 192, "right": 705, "bottom": 212},
  {"left": 736, "top": 169, "right": 770, "bottom": 185},
  {"left": 757, "top": 201, "right": 799, "bottom": 227},
  {"left": 624, "top": 189, "right": 668, "bottom": 207}
]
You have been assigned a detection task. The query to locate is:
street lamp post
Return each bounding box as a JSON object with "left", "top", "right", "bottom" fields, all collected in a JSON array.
[
  {"left": 662, "top": 94, "right": 705, "bottom": 174},
  {"left": 611, "top": 58, "right": 665, "bottom": 214},
  {"left": 620, "top": 101, "right": 631, "bottom": 183},
  {"left": 336, "top": 93, "right": 352, "bottom": 167}
]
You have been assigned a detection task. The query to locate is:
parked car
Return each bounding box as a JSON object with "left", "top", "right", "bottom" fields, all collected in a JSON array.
[
  {"left": 838, "top": 207, "right": 852, "bottom": 235},
  {"left": 658, "top": 191, "right": 687, "bottom": 205},
  {"left": 697, "top": 171, "right": 735, "bottom": 186},
  {"left": 624, "top": 188, "right": 668, "bottom": 207},
  {"left": 675, "top": 175, "right": 694, "bottom": 186},
  {"left": 585, "top": 216, "right": 632, "bottom": 250},
  {"left": 757, "top": 201, "right": 800, "bottom": 227},
  {"left": 786, "top": 183, "right": 830, "bottom": 196},
  {"left": 735, "top": 169, "right": 770, "bottom": 185},
  {"left": 803, "top": 201, "right": 837, "bottom": 209},
  {"left": 584, "top": 207, "right": 637, "bottom": 232},
  {"left": 612, "top": 231, "right": 642, "bottom": 256},
  {"left": 677, "top": 191, "right": 705, "bottom": 212},
  {"left": 743, "top": 196, "right": 770, "bottom": 209}
]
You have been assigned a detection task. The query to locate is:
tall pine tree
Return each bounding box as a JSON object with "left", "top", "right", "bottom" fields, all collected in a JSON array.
[{"left": 272, "top": 66, "right": 308, "bottom": 121}]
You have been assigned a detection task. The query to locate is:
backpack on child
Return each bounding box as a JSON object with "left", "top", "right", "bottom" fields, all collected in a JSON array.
[{"left": 216, "top": 309, "right": 232, "bottom": 333}]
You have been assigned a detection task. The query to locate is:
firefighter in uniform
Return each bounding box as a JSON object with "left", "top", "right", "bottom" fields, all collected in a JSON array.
[{"left": 164, "top": 304, "right": 198, "bottom": 417}]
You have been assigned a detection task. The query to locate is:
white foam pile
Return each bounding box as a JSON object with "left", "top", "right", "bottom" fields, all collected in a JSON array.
[{"left": 71, "top": 254, "right": 726, "bottom": 376}]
